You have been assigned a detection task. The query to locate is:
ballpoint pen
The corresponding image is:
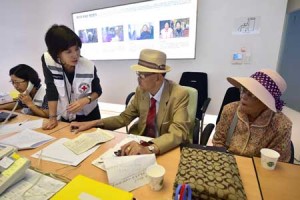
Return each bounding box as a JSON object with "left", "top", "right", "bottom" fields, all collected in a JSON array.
[{"left": 18, "top": 119, "right": 29, "bottom": 126}]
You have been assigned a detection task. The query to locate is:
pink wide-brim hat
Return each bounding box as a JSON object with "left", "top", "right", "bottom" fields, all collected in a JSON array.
[
  {"left": 227, "top": 69, "right": 287, "bottom": 112},
  {"left": 131, "top": 49, "right": 171, "bottom": 73}
]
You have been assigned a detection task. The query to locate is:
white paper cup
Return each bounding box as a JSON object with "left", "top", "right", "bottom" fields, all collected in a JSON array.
[
  {"left": 146, "top": 164, "right": 165, "bottom": 191},
  {"left": 260, "top": 148, "right": 280, "bottom": 170}
]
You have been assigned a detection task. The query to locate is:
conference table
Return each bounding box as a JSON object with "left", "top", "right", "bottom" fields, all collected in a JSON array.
[
  {"left": 253, "top": 157, "right": 300, "bottom": 200},
  {"left": 16, "top": 120, "right": 260, "bottom": 200},
  {"left": 3, "top": 112, "right": 300, "bottom": 199}
]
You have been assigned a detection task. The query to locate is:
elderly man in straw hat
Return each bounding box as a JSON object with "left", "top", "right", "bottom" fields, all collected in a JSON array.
[
  {"left": 71, "top": 49, "right": 190, "bottom": 155},
  {"left": 213, "top": 69, "right": 292, "bottom": 162}
]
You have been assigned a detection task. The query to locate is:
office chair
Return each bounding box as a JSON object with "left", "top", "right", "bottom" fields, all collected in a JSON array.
[
  {"left": 216, "top": 87, "right": 240, "bottom": 124},
  {"left": 289, "top": 141, "right": 294, "bottom": 164},
  {"left": 200, "top": 87, "right": 240, "bottom": 145},
  {"left": 181, "top": 86, "right": 199, "bottom": 144},
  {"left": 125, "top": 92, "right": 135, "bottom": 133},
  {"left": 179, "top": 72, "right": 211, "bottom": 135}
]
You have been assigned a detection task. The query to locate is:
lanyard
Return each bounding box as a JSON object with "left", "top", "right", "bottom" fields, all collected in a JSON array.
[
  {"left": 175, "top": 184, "right": 192, "bottom": 200},
  {"left": 62, "top": 70, "right": 73, "bottom": 104}
]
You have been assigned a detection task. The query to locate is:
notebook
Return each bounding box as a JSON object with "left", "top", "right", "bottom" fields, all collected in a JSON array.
[
  {"left": 50, "top": 175, "right": 134, "bottom": 200},
  {"left": 0, "top": 112, "right": 17, "bottom": 122}
]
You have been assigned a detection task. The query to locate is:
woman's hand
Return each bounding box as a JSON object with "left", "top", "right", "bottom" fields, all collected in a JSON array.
[
  {"left": 42, "top": 118, "right": 58, "bottom": 130},
  {"left": 18, "top": 93, "right": 33, "bottom": 106},
  {"left": 67, "top": 98, "right": 89, "bottom": 113}
]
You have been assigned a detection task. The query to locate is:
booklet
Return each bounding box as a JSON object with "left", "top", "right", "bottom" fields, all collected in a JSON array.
[{"left": 63, "top": 128, "right": 115, "bottom": 155}]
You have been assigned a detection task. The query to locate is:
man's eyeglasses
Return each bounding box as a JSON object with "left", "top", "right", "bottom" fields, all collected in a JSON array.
[
  {"left": 10, "top": 80, "right": 26, "bottom": 85},
  {"left": 136, "top": 72, "right": 155, "bottom": 79},
  {"left": 240, "top": 86, "right": 255, "bottom": 98}
]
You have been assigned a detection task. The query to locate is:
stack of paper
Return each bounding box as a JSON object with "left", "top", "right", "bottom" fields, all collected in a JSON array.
[
  {"left": 92, "top": 134, "right": 152, "bottom": 170},
  {"left": 63, "top": 128, "right": 115, "bottom": 155},
  {"left": 0, "top": 119, "right": 44, "bottom": 135},
  {"left": 51, "top": 175, "right": 133, "bottom": 200},
  {"left": 92, "top": 134, "right": 156, "bottom": 191},
  {"left": 32, "top": 138, "right": 99, "bottom": 166},
  {"left": 105, "top": 154, "right": 156, "bottom": 191},
  {"left": 0, "top": 92, "right": 13, "bottom": 104},
  {"left": 0, "top": 128, "right": 54, "bottom": 150},
  {"left": 1, "top": 169, "right": 66, "bottom": 199}
]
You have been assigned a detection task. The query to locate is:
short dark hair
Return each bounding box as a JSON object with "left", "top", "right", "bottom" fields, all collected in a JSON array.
[
  {"left": 45, "top": 24, "right": 82, "bottom": 63},
  {"left": 9, "top": 64, "right": 41, "bottom": 88}
]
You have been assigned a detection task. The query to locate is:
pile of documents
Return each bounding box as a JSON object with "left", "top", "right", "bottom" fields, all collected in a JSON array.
[{"left": 92, "top": 134, "right": 157, "bottom": 191}]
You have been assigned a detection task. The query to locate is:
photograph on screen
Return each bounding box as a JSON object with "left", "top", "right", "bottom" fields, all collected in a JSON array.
[
  {"left": 78, "top": 28, "right": 98, "bottom": 43},
  {"left": 174, "top": 18, "right": 190, "bottom": 38},
  {"left": 101, "top": 25, "right": 124, "bottom": 43},
  {"left": 128, "top": 23, "right": 154, "bottom": 41},
  {"left": 160, "top": 20, "right": 174, "bottom": 39}
]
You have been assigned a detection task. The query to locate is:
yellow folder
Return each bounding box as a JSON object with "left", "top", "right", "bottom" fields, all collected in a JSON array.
[{"left": 50, "top": 175, "right": 134, "bottom": 200}]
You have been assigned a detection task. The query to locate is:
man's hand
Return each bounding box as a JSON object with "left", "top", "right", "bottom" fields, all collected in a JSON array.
[
  {"left": 120, "top": 141, "right": 152, "bottom": 156},
  {"left": 70, "top": 120, "right": 98, "bottom": 133}
]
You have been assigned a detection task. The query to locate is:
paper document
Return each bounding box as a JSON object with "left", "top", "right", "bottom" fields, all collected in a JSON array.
[
  {"left": 1, "top": 169, "right": 66, "bottom": 199},
  {"left": 32, "top": 138, "right": 99, "bottom": 166},
  {"left": 104, "top": 154, "right": 156, "bottom": 191},
  {"left": 0, "top": 128, "right": 54, "bottom": 150},
  {"left": 0, "top": 119, "right": 43, "bottom": 135},
  {"left": 0, "top": 92, "right": 13, "bottom": 104},
  {"left": 63, "top": 128, "right": 115, "bottom": 155},
  {"left": 92, "top": 134, "right": 152, "bottom": 170}
]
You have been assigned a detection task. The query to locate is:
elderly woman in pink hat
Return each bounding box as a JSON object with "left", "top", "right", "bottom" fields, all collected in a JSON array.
[{"left": 212, "top": 69, "right": 292, "bottom": 162}]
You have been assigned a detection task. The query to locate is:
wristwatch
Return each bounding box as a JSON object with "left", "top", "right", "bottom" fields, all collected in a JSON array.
[
  {"left": 140, "top": 140, "right": 155, "bottom": 153},
  {"left": 87, "top": 96, "right": 92, "bottom": 104},
  {"left": 147, "top": 145, "right": 155, "bottom": 153}
]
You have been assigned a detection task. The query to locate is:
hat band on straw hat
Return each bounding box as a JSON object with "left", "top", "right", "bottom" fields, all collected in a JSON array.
[
  {"left": 138, "top": 59, "right": 166, "bottom": 70},
  {"left": 250, "top": 71, "right": 284, "bottom": 111}
]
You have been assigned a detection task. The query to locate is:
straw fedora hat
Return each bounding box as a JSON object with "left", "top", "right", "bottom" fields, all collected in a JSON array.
[
  {"left": 227, "top": 69, "right": 286, "bottom": 112},
  {"left": 131, "top": 49, "right": 171, "bottom": 73}
]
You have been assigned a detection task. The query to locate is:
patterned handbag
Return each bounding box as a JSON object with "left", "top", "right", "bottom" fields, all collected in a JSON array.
[{"left": 173, "top": 145, "right": 247, "bottom": 200}]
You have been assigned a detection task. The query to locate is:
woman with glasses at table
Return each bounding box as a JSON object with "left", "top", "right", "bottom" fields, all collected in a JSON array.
[
  {"left": 42, "top": 24, "right": 102, "bottom": 130},
  {"left": 212, "top": 69, "right": 292, "bottom": 162},
  {"left": 0, "top": 64, "right": 49, "bottom": 118}
]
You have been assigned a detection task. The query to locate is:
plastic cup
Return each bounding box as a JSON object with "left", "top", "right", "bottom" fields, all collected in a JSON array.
[
  {"left": 146, "top": 164, "right": 165, "bottom": 191},
  {"left": 260, "top": 148, "right": 280, "bottom": 170}
]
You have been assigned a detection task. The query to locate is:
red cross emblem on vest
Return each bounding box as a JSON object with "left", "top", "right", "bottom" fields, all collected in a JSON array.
[
  {"left": 78, "top": 83, "right": 90, "bottom": 94},
  {"left": 81, "top": 85, "right": 88, "bottom": 91}
]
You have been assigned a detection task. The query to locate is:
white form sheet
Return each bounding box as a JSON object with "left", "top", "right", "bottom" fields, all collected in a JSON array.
[
  {"left": 63, "top": 128, "right": 115, "bottom": 155},
  {"left": 0, "top": 119, "right": 43, "bottom": 135},
  {"left": 104, "top": 154, "right": 156, "bottom": 192},
  {"left": 92, "top": 134, "right": 152, "bottom": 170},
  {"left": 31, "top": 138, "right": 100, "bottom": 166},
  {"left": 1, "top": 169, "right": 66, "bottom": 199},
  {"left": 0, "top": 128, "right": 54, "bottom": 150}
]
